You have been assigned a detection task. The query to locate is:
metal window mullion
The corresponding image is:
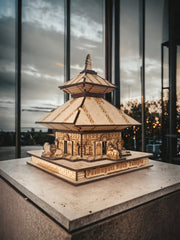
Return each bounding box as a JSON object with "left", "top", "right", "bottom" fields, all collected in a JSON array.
[
  {"left": 140, "top": 0, "right": 145, "bottom": 152},
  {"left": 169, "top": 43, "right": 177, "bottom": 160},
  {"left": 168, "top": 0, "right": 177, "bottom": 161},
  {"left": 105, "top": 0, "right": 113, "bottom": 103},
  {"left": 114, "top": 0, "right": 120, "bottom": 109},
  {"left": 15, "top": 0, "right": 22, "bottom": 158},
  {"left": 161, "top": 43, "right": 165, "bottom": 159},
  {"left": 64, "top": 0, "right": 70, "bottom": 102}
]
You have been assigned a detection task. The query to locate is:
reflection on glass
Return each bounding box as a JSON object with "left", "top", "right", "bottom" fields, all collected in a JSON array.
[
  {"left": 0, "top": 0, "right": 16, "bottom": 160},
  {"left": 120, "top": 0, "right": 141, "bottom": 151},
  {"left": 120, "top": 0, "right": 141, "bottom": 104},
  {"left": 163, "top": 46, "right": 169, "bottom": 88},
  {"left": 161, "top": 45, "right": 169, "bottom": 161},
  {"left": 70, "top": 0, "right": 105, "bottom": 78},
  {"left": 21, "top": 0, "right": 64, "bottom": 157},
  {"left": 145, "top": 0, "right": 165, "bottom": 160}
]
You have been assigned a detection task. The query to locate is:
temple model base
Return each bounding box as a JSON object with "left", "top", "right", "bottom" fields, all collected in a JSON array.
[{"left": 27, "top": 150, "right": 153, "bottom": 185}]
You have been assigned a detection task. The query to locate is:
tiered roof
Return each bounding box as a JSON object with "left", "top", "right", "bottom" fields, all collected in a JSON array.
[
  {"left": 60, "top": 55, "right": 116, "bottom": 97},
  {"left": 37, "top": 55, "right": 140, "bottom": 131}
]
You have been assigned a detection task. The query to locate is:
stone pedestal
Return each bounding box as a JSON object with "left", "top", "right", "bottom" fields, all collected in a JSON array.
[{"left": 0, "top": 157, "right": 180, "bottom": 240}]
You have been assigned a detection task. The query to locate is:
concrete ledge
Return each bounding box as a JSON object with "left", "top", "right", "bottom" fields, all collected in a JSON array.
[
  {"left": 0, "top": 178, "right": 71, "bottom": 240},
  {"left": 0, "top": 157, "right": 180, "bottom": 235},
  {"left": 71, "top": 190, "right": 180, "bottom": 240}
]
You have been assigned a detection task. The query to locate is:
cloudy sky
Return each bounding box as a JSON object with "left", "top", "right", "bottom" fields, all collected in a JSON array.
[{"left": 0, "top": 0, "right": 166, "bottom": 131}]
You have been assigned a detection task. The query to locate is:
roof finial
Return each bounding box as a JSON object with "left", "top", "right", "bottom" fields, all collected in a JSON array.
[{"left": 85, "top": 54, "right": 92, "bottom": 71}]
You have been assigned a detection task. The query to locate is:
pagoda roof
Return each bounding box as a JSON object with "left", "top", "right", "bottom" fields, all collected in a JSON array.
[
  {"left": 59, "top": 55, "right": 116, "bottom": 96},
  {"left": 37, "top": 96, "right": 140, "bottom": 132}
]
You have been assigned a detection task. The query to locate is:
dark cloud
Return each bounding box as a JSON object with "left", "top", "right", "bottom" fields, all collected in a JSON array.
[
  {"left": 145, "top": 0, "right": 164, "bottom": 60},
  {"left": 0, "top": 71, "right": 15, "bottom": 101},
  {"left": 27, "top": 106, "right": 55, "bottom": 110},
  {"left": 0, "top": 106, "right": 15, "bottom": 130},
  {"left": 0, "top": 100, "right": 14, "bottom": 104},
  {"left": 22, "top": 105, "right": 57, "bottom": 113},
  {"left": 71, "top": 0, "right": 104, "bottom": 21},
  {"left": 0, "top": 17, "right": 15, "bottom": 60},
  {"left": 0, "top": 18, "right": 64, "bottom": 129},
  {"left": 22, "top": 109, "right": 51, "bottom": 113},
  {"left": 0, "top": 16, "right": 16, "bottom": 119},
  {"left": 21, "top": 22, "right": 64, "bottom": 76},
  {"left": 0, "top": 0, "right": 165, "bottom": 130}
]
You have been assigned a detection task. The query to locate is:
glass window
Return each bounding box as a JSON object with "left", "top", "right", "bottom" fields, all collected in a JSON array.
[
  {"left": 70, "top": 0, "right": 105, "bottom": 78},
  {"left": 120, "top": 0, "right": 141, "bottom": 151},
  {"left": 145, "top": 0, "right": 165, "bottom": 160},
  {"left": 0, "top": 0, "right": 16, "bottom": 160},
  {"left": 161, "top": 44, "right": 169, "bottom": 160},
  {"left": 21, "top": 0, "right": 64, "bottom": 157}
]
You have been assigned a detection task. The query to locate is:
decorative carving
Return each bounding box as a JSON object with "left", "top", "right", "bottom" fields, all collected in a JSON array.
[
  {"left": 86, "top": 158, "right": 147, "bottom": 179},
  {"left": 31, "top": 156, "right": 76, "bottom": 180},
  {"left": 54, "top": 149, "right": 63, "bottom": 158},
  {"left": 63, "top": 133, "right": 70, "bottom": 141},
  {"left": 42, "top": 142, "right": 51, "bottom": 157},
  {"left": 59, "top": 140, "right": 64, "bottom": 152},
  {"left": 67, "top": 141, "right": 72, "bottom": 155},
  {"left": 96, "top": 142, "right": 102, "bottom": 156},
  {"left": 42, "top": 132, "right": 126, "bottom": 160},
  {"left": 107, "top": 144, "right": 120, "bottom": 159}
]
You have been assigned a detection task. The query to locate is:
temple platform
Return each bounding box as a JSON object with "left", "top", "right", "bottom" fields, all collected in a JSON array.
[{"left": 27, "top": 150, "right": 153, "bottom": 185}]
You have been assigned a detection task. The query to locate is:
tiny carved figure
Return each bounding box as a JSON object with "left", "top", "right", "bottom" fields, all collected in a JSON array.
[
  {"left": 42, "top": 142, "right": 51, "bottom": 157},
  {"left": 96, "top": 142, "right": 102, "bottom": 155},
  {"left": 54, "top": 149, "right": 63, "bottom": 158},
  {"left": 107, "top": 144, "right": 120, "bottom": 160}
]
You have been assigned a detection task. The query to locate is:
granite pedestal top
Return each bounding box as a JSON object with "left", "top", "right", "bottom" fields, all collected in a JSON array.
[{"left": 0, "top": 157, "right": 180, "bottom": 232}]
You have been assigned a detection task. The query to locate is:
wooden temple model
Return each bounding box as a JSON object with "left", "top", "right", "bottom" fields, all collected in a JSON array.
[{"left": 27, "top": 55, "right": 152, "bottom": 185}]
